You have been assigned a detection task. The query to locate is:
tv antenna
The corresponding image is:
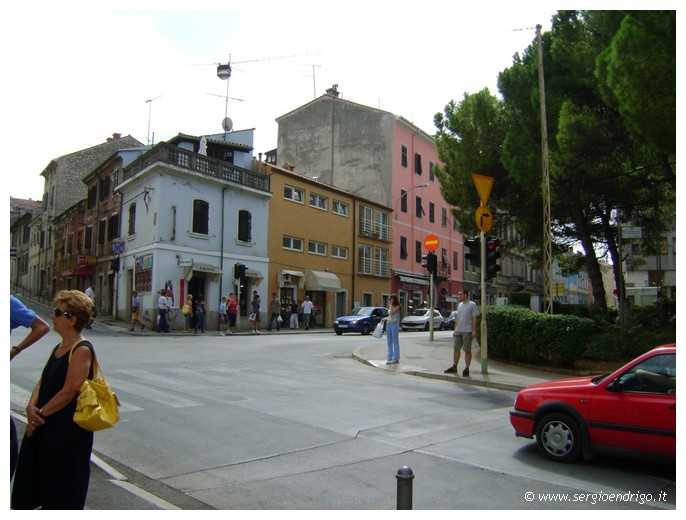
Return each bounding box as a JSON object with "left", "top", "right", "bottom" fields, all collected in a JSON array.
[{"left": 145, "top": 95, "right": 162, "bottom": 146}]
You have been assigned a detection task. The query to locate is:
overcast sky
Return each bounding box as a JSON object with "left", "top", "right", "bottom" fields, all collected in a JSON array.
[{"left": 2, "top": 1, "right": 679, "bottom": 202}]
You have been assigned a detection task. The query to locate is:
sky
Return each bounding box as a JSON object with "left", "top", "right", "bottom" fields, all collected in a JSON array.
[{"left": 2, "top": 0, "right": 679, "bottom": 202}]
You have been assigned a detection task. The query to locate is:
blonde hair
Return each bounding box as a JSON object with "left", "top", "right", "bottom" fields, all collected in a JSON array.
[{"left": 54, "top": 290, "right": 93, "bottom": 331}]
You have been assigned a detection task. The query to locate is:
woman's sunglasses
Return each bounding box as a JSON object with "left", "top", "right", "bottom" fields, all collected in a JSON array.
[{"left": 53, "top": 308, "right": 74, "bottom": 318}]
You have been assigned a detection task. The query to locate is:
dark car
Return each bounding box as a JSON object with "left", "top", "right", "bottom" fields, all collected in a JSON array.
[
  {"left": 333, "top": 307, "right": 389, "bottom": 335},
  {"left": 510, "top": 344, "right": 676, "bottom": 463}
]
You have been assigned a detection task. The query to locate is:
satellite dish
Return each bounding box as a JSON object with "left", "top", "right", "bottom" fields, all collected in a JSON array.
[{"left": 222, "top": 117, "right": 233, "bottom": 132}]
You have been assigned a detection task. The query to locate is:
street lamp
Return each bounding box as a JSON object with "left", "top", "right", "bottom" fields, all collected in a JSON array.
[{"left": 216, "top": 61, "right": 232, "bottom": 133}]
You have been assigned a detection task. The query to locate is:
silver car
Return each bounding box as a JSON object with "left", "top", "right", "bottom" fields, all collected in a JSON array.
[{"left": 401, "top": 308, "right": 444, "bottom": 331}]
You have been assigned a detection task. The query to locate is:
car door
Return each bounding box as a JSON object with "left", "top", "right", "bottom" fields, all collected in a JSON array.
[{"left": 589, "top": 353, "right": 676, "bottom": 457}]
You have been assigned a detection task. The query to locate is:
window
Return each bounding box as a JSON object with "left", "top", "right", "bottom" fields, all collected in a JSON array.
[
  {"left": 332, "top": 245, "right": 348, "bottom": 260},
  {"left": 170, "top": 206, "right": 176, "bottom": 241},
  {"left": 308, "top": 240, "right": 327, "bottom": 256},
  {"left": 309, "top": 193, "right": 328, "bottom": 211},
  {"left": 360, "top": 205, "right": 373, "bottom": 236},
  {"left": 453, "top": 250, "right": 459, "bottom": 271},
  {"left": 375, "top": 247, "right": 390, "bottom": 276},
  {"left": 284, "top": 185, "right": 304, "bottom": 203},
  {"left": 415, "top": 240, "right": 422, "bottom": 263},
  {"left": 359, "top": 244, "right": 372, "bottom": 274},
  {"left": 98, "top": 219, "right": 106, "bottom": 245},
  {"left": 429, "top": 202, "right": 435, "bottom": 223},
  {"left": 238, "top": 210, "right": 252, "bottom": 242},
  {"left": 128, "top": 204, "right": 136, "bottom": 236},
  {"left": 376, "top": 210, "right": 390, "bottom": 240},
  {"left": 192, "top": 199, "right": 209, "bottom": 235},
  {"left": 283, "top": 236, "right": 304, "bottom": 251},
  {"left": 401, "top": 145, "right": 408, "bottom": 168},
  {"left": 400, "top": 236, "right": 408, "bottom": 260},
  {"left": 332, "top": 200, "right": 349, "bottom": 217},
  {"left": 87, "top": 186, "right": 97, "bottom": 209},
  {"left": 442, "top": 207, "right": 448, "bottom": 227},
  {"left": 400, "top": 190, "right": 408, "bottom": 213},
  {"left": 99, "top": 176, "right": 110, "bottom": 202},
  {"left": 85, "top": 226, "right": 93, "bottom": 250},
  {"left": 415, "top": 196, "right": 424, "bottom": 218},
  {"left": 429, "top": 161, "right": 435, "bottom": 181},
  {"left": 415, "top": 153, "right": 422, "bottom": 175},
  {"left": 108, "top": 214, "right": 119, "bottom": 241}
]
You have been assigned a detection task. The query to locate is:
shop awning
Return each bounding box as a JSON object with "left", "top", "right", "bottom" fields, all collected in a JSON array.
[
  {"left": 279, "top": 269, "right": 305, "bottom": 288},
  {"left": 185, "top": 263, "right": 223, "bottom": 282},
  {"left": 399, "top": 275, "right": 429, "bottom": 286},
  {"left": 305, "top": 270, "right": 341, "bottom": 292},
  {"left": 61, "top": 265, "right": 93, "bottom": 277}
]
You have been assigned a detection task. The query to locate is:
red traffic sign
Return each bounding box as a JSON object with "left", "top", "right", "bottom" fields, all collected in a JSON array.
[{"left": 424, "top": 234, "right": 439, "bottom": 252}]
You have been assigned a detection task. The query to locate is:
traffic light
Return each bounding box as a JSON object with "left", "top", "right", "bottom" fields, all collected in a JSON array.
[
  {"left": 234, "top": 263, "right": 246, "bottom": 279},
  {"left": 421, "top": 252, "right": 437, "bottom": 276},
  {"left": 485, "top": 236, "right": 501, "bottom": 280},
  {"left": 465, "top": 236, "right": 481, "bottom": 267}
]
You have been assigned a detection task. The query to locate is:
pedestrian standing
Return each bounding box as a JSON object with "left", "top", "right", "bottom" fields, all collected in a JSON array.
[
  {"left": 11, "top": 290, "right": 96, "bottom": 509},
  {"left": 219, "top": 296, "right": 228, "bottom": 335},
  {"left": 129, "top": 290, "right": 145, "bottom": 331},
  {"left": 267, "top": 293, "right": 281, "bottom": 331},
  {"left": 84, "top": 283, "right": 96, "bottom": 329},
  {"left": 301, "top": 295, "right": 314, "bottom": 330},
  {"left": 444, "top": 290, "right": 480, "bottom": 377},
  {"left": 10, "top": 295, "right": 50, "bottom": 478},
  {"left": 156, "top": 289, "right": 171, "bottom": 333},
  {"left": 182, "top": 294, "right": 193, "bottom": 333},
  {"left": 250, "top": 291, "right": 261, "bottom": 334},
  {"left": 227, "top": 293, "right": 238, "bottom": 334},
  {"left": 194, "top": 294, "right": 206, "bottom": 334},
  {"left": 382, "top": 294, "right": 401, "bottom": 364}
]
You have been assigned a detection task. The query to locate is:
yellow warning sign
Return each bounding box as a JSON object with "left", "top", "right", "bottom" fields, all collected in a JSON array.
[{"left": 471, "top": 174, "right": 495, "bottom": 206}]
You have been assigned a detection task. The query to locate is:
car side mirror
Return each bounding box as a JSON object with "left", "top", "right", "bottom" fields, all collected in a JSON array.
[{"left": 606, "top": 378, "right": 621, "bottom": 392}]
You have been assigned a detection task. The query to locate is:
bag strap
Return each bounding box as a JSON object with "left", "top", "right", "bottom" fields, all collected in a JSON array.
[{"left": 68, "top": 339, "right": 98, "bottom": 380}]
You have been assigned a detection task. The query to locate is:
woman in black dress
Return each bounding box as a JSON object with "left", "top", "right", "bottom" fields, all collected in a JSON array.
[{"left": 12, "top": 290, "right": 96, "bottom": 509}]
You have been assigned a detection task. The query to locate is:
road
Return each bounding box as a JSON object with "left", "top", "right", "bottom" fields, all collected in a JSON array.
[{"left": 9, "top": 324, "right": 676, "bottom": 510}]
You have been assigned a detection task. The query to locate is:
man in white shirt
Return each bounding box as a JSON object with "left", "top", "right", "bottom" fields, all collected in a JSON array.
[
  {"left": 157, "top": 289, "right": 171, "bottom": 333},
  {"left": 84, "top": 283, "right": 96, "bottom": 328},
  {"left": 444, "top": 290, "right": 479, "bottom": 377},
  {"left": 301, "top": 296, "right": 314, "bottom": 330}
]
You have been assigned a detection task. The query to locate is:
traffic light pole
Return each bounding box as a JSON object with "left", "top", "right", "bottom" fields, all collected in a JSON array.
[
  {"left": 429, "top": 271, "right": 434, "bottom": 341},
  {"left": 480, "top": 231, "right": 488, "bottom": 374}
]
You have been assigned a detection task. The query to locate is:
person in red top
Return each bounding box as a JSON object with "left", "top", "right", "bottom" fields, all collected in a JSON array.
[{"left": 226, "top": 293, "right": 238, "bottom": 334}]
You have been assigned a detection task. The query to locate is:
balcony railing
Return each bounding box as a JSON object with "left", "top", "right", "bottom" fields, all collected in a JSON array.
[
  {"left": 358, "top": 258, "right": 393, "bottom": 278},
  {"left": 358, "top": 218, "right": 392, "bottom": 242},
  {"left": 118, "top": 142, "right": 270, "bottom": 193}
]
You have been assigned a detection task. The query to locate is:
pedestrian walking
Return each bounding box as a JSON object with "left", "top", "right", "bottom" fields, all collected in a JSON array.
[
  {"left": 129, "top": 290, "right": 145, "bottom": 331},
  {"left": 444, "top": 290, "right": 480, "bottom": 377},
  {"left": 289, "top": 300, "right": 300, "bottom": 329},
  {"left": 156, "top": 289, "right": 171, "bottom": 333},
  {"left": 382, "top": 294, "right": 401, "bottom": 364},
  {"left": 10, "top": 295, "right": 50, "bottom": 478},
  {"left": 301, "top": 295, "right": 314, "bottom": 330},
  {"left": 250, "top": 291, "right": 261, "bottom": 334},
  {"left": 84, "top": 283, "right": 96, "bottom": 329},
  {"left": 11, "top": 290, "right": 97, "bottom": 509},
  {"left": 267, "top": 293, "right": 281, "bottom": 331},
  {"left": 194, "top": 294, "right": 206, "bottom": 334}
]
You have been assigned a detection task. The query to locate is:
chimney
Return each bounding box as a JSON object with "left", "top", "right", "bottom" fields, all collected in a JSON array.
[
  {"left": 325, "top": 84, "right": 339, "bottom": 98},
  {"left": 107, "top": 133, "right": 123, "bottom": 142}
]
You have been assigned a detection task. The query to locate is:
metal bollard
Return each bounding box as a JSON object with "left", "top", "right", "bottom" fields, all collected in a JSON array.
[{"left": 396, "top": 466, "right": 414, "bottom": 510}]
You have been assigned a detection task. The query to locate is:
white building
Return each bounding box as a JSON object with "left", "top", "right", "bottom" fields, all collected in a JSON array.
[{"left": 113, "top": 130, "right": 271, "bottom": 329}]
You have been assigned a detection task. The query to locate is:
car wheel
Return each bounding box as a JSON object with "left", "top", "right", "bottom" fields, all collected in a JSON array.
[
  {"left": 335, "top": 331, "right": 342, "bottom": 336},
  {"left": 362, "top": 324, "right": 370, "bottom": 335},
  {"left": 535, "top": 413, "right": 582, "bottom": 462},
  {"left": 424, "top": 322, "right": 430, "bottom": 331}
]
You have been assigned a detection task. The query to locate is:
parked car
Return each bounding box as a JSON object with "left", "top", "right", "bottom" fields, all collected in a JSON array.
[
  {"left": 510, "top": 344, "right": 676, "bottom": 463},
  {"left": 443, "top": 310, "right": 458, "bottom": 330},
  {"left": 333, "top": 307, "right": 388, "bottom": 335},
  {"left": 401, "top": 308, "right": 444, "bottom": 331}
]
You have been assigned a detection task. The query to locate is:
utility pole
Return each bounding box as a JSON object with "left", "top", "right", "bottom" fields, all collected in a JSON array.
[{"left": 537, "top": 24, "right": 553, "bottom": 315}]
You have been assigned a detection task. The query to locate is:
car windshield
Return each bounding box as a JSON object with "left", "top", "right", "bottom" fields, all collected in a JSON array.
[
  {"left": 353, "top": 307, "right": 374, "bottom": 316},
  {"left": 411, "top": 309, "right": 430, "bottom": 317}
]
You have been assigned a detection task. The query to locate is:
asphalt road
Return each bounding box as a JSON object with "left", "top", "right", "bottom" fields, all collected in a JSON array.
[{"left": 9, "top": 324, "right": 676, "bottom": 511}]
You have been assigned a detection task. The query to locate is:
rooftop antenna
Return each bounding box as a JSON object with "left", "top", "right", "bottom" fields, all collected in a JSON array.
[
  {"left": 145, "top": 95, "right": 161, "bottom": 146},
  {"left": 301, "top": 64, "right": 322, "bottom": 99},
  {"left": 216, "top": 56, "right": 234, "bottom": 137}
]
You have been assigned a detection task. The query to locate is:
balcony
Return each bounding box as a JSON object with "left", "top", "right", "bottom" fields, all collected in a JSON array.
[
  {"left": 118, "top": 142, "right": 270, "bottom": 193},
  {"left": 358, "top": 258, "right": 393, "bottom": 278},
  {"left": 358, "top": 218, "right": 392, "bottom": 242}
]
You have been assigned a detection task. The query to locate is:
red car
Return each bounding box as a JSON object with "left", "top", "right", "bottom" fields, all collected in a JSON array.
[{"left": 510, "top": 344, "right": 676, "bottom": 463}]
